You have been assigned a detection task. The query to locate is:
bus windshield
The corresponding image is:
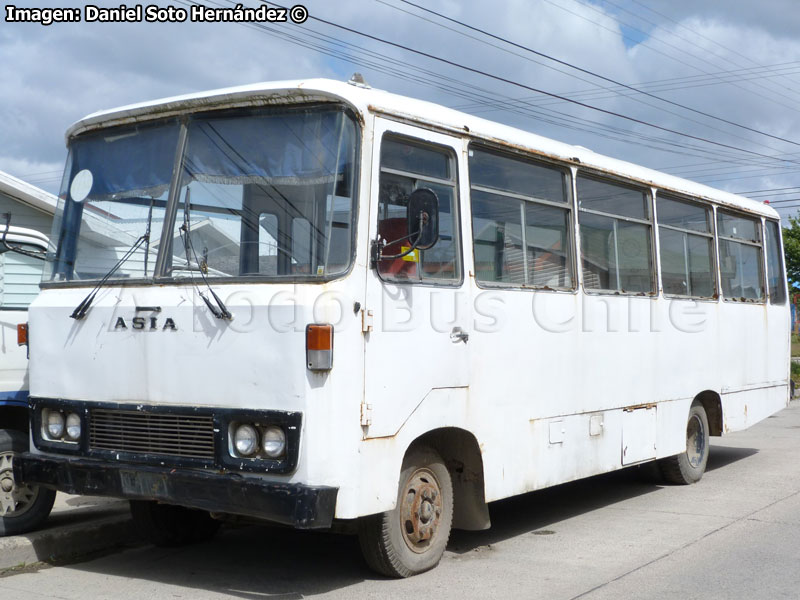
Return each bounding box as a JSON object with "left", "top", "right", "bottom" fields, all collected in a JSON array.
[{"left": 46, "top": 105, "right": 358, "bottom": 283}]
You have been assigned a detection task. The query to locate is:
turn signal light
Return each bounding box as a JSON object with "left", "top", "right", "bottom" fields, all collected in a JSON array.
[
  {"left": 306, "top": 324, "right": 333, "bottom": 370},
  {"left": 17, "top": 323, "right": 28, "bottom": 346}
]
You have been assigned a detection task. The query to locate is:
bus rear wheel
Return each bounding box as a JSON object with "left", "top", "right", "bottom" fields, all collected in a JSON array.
[
  {"left": 0, "top": 429, "right": 56, "bottom": 536},
  {"left": 129, "top": 500, "right": 221, "bottom": 546},
  {"left": 659, "top": 401, "right": 710, "bottom": 485},
  {"left": 358, "top": 445, "right": 453, "bottom": 578}
]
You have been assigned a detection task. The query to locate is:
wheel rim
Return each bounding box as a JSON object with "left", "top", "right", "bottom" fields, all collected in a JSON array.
[
  {"left": 686, "top": 414, "right": 706, "bottom": 468},
  {"left": 0, "top": 451, "right": 39, "bottom": 518},
  {"left": 399, "top": 467, "right": 443, "bottom": 554}
]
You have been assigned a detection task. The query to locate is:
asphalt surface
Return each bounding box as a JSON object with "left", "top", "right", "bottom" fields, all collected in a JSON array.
[{"left": 1, "top": 399, "right": 799, "bottom": 599}]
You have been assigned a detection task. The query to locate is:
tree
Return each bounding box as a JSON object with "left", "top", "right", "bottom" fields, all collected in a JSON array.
[{"left": 783, "top": 216, "right": 800, "bottom": 289}]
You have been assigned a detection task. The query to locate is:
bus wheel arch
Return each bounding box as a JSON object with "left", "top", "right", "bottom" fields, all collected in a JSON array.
[
  {"left": 357, "top": 428, "right": 488, "bottom": 577},
  {"left": 358, "top": 444, "right": 453, "bottom": 577},
  {"left": 411, "top": 428, "right": 490, "bottom": 531},
  {"left": 694, "top": 390, "right": 722, "bottom": 437}
]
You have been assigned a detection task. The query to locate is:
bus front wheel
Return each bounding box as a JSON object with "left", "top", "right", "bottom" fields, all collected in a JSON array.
[
  {"left": 659, "top": 401, "right": 710, "bottom": 485},
  {"left": 358, "top": 445, "right": 453, "bottom": 578}
]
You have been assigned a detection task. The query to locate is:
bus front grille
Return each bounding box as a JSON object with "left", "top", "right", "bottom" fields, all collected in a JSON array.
[{"left": 88, "top": 408, "right": 215, "bottom": 460}]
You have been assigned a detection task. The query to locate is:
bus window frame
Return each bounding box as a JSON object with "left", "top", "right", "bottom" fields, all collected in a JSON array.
[
  {"left": 374, "top": 132, "right": 464, "bottom": 288},
  {"left": 576, "top": 170, "right": 657, "bottom": 297},
  {"left": 467, "top": 143, "right": 577, "bottom": 294},
  {"left": 764, "top": 218, "right": 788, "bottom": 306},
  {"left": 715, "top": 207, "right": 766, "bottom": 304},
  {"left": 45, "top": 104, "right": 363, "bottom": 289},
  {"left": 654, "top": 191, "right": 719, "bottom": 302}
]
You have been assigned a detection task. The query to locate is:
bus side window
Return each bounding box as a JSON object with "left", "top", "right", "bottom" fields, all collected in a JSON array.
[
  {"left": 717, "top": 210, "right": 764, "bottom": 302},
  {"left": 376, "top": 135, "right": 460, "bottom": 284},
  {"left": 765, "top": 220, "right": 786, "bottom": 305},
  {"left": 468, "top": 146, "right": 573, "bottom": 289},
  {"left": 577, "top": 176, "right": 654, "bottom": 294},
  {"left": 657, "top": 195, "right": 716, "bottom": 299}
]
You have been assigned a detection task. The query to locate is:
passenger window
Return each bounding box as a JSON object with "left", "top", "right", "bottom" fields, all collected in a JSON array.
[
  {"left": 765, "top": 220, "right": 787, "bottom": 304},
  {"left": 469, "top": 147, "right": 573, "bottom": 289},
  {"left": 657, "top": 195, "right": 715, "bottom": 298},
  {"left": 578, "top": 176, "right": 654, "bottom": 294},
  {"left": 717, "top": 210, "right": 764, "bottom": 302},
  {"left": 376, "top": 136, "right": 460, "bottom": 283}
]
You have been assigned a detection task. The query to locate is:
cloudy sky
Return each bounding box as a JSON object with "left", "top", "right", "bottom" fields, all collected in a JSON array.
[{"left": 4, "top": 0, "right": 800, "bottom": 219}]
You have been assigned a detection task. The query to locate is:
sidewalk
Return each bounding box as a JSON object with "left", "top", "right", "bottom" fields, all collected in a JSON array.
[{"left": 0, "top": 494, "right": 136, "bottom": 572}]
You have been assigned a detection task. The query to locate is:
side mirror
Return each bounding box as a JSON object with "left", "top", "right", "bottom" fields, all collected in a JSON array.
[{"left": 407, "top": 188, "right": 439, "bottom": 250}]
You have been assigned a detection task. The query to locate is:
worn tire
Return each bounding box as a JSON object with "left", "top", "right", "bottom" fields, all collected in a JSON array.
[
  {"left": 358, "top": 446, "right": 453, "bottom": 578},
  {"left": 129, "top": 500, "right": 221, "bottom": 546},
  {"left": 0, "top": 429, "right": 56, "bottom": 536},
  {"left": 659, "top": 401, "right": 710, "bottom": 485}
]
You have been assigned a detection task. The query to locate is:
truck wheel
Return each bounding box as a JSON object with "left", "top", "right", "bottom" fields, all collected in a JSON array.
[
  {"left": 129, "top": 500, "right": 221, "bottom": 546},
  {"left": 0, "top": 429, "right": 56, "bottom": 536},
  {"left": 659, "top": 401, "right": 710, "bottom": 485},
  {"left": 358, "top": 445, "right": 453, "bottom": 578}
]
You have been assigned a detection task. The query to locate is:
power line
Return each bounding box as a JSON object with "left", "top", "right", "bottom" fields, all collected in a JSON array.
[
  {"left": 274, "top": 2, "right": 800, "bottom": 168},
  {"left": 734, "top": 186, "right": 800, "bottom": 195},
  {"left": 453, "top": 61, "right": 800, "bottom": 113},
  {"left": 392, "top": 0, "right": 800, "bottom": 149},
  {"left": 380, "top": 1, "right": 800, "bottom": 159},
  {"left": 180, "top": 0, "right": 786, "bottom": 171},
  {"left": 544, "top": 0, "right": 800, "bottom": 116},
  {"left": 600, "top": 0, "right": 800, "bottom": 100},
  {"left": 628, "top": 0, "right": 800, "bottom": 94}
]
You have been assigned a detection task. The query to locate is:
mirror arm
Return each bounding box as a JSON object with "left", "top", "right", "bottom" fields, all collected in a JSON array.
[{"left": 374, "top": 211, "right": 426, "bottom": 262}]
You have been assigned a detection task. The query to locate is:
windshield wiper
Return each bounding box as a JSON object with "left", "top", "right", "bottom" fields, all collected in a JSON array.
[
  {"left": 70, "top": 233, "right": 148, "bottom": 320},
  {"left": 178, "top": 188, "right": 232, "bottom": 320},
  {"left": 70, "top": 196, "right": 157, "bottom": 320}
]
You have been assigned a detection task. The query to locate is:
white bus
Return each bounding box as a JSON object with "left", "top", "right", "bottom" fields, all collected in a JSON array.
[
  {"left": 15, "top": 77, "right": 789, "bottom": 576},
  {"left": 0, "top": 221, "right": 55, "bottom": 535}
]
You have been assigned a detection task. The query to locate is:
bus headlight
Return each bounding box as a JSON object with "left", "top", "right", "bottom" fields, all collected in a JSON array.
[
  {"left": 65, "top": 413, "right": 82, "bottom": 441},
  {"left": 234, "top": 424, "right": 258, "bottom": 456},
  {"left": 261, "top": 426, "right": 286, "bottom": 458},
  {"left": 46, "top": 410, "right": 65, "bottom": 439}
]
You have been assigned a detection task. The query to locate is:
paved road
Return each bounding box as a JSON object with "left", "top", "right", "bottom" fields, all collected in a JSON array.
[{"left": 2, "top": 400, "right": 799, "bottom": 599}]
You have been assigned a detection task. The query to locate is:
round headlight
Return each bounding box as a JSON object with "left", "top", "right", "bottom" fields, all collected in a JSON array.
[
  {"left": 234, "top": 424, "right": 258, "bottom": 456},
  {"left": 66, "top": 413, "right": 82, "bottom": 441},
  {"left": 46, "top": 410, "right": 65, "bottom": 439},
  {"left": 262, "top": 426, "right": 286, "bottom": 458}
]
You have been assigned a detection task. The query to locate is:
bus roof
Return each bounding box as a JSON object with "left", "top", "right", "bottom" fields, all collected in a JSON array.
[
  {"left": 0, "top": 223, "right": 49, "bottom": 249},
  {"left": 66, "top": 78, "right": 778, "bottom": 220}
]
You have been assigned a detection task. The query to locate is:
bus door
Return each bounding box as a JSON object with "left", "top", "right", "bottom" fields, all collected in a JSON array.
[{"left": 362, "top": 120, "right": 470, "bottom": 438}]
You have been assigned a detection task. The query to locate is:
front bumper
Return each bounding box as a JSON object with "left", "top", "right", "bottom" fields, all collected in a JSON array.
[{"left": 15, "top": 453, "right": 338, "bottom": 529}]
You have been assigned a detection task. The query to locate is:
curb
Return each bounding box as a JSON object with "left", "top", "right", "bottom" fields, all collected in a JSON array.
[{"left": 0, "top": 510, "right": 138, "bottom": 572}]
